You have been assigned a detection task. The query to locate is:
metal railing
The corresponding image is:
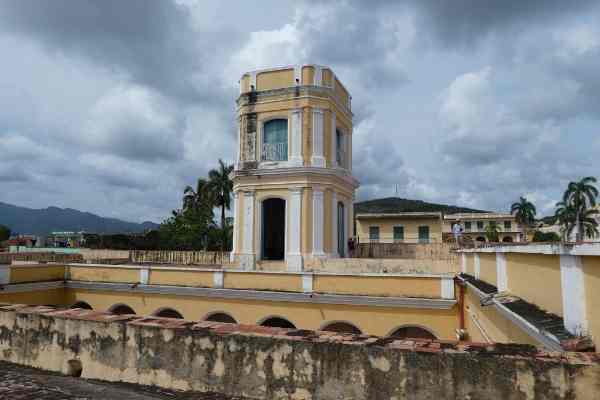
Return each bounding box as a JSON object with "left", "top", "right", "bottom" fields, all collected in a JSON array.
[{"left": 261, "top": 142, "right": 288, "bottom": 161}]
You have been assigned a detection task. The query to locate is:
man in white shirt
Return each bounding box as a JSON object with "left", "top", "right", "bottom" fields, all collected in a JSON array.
[{"left": 452, "top": 221, "right": 464, "bottom": 247}]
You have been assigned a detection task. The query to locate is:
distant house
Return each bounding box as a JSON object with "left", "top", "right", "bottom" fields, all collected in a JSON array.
[{"left": 354, "top": 197, "right": 524, "bottom": 244}]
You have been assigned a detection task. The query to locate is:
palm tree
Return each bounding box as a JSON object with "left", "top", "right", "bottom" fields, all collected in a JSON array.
[
  {"left": 561, "top": 176, "right": 598, "bottom": 241},
  {"left": 484, "top": 221, "right": 500, "bottom": 242},
  {"left": 183, "top": 178, "right": 212, "bottom": 212},
  {"left": 510, "top": 196, "right": 536, "bottom": 241},
  {"left": 208, "top": 159, "right": 234, "bottom": 251}
]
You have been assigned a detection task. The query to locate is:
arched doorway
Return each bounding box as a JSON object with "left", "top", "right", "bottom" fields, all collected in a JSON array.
[
  {"left": 321, "top": 321, "right": 362, "bottom": 334},
  {"left": 262, "top": 198, "right": 286, "bottom": 260},
  {"left": 70, "top": 301, "right": 92, "bottom": 310},
  {"left": 203, "top": 312, "right": 237, "bottom": 324},
  {"left": 152, "top": 307, "right": 184, "bottom": 319},
  {"left": 388, "top": 325, "right": 437, "bottom": 340},
  {"left": 337, "top": 202, "right": 345, "bottom": 257},
  {"left": 259, "top": 316, "right": 296, "bottom": 329},
  {"left": 502, "top": 236, "right": 513, "bottom": 243},
  {"left": 476, "top": 236, "right": 486, "bottom": 243},
  {"left": 108, "top": 304, "right": 136, "bottom": 315}
]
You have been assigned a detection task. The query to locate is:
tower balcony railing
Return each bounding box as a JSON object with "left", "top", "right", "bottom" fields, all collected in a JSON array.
[{"left": 261, "top": 142, "right": 288, "bottom": 162}]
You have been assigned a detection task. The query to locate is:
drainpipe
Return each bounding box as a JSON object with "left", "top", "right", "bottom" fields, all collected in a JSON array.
[{"left": 455, "top": 276, "right": 467, "bottom": 340}]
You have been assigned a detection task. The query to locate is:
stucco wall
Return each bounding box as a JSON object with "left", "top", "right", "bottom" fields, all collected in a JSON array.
[
  {"left": 478, "top": 253, "right": 497, "bottom": 287},
  {"left": 505, "top": 253, "right": 563, "bottom": 317},
  {"left": 0, "top": 305, "right": 598, "bottom": 400},
  {"left": 356, "top": 217, "right": 442, "bottom": 243},
  {"left": 583, "top": 256, "right": 600, "bottom": 344}
]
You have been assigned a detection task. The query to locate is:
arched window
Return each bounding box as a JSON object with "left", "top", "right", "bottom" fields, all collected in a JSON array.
[
  {"left": 388, "top": 325, "right": 437, "bottom": 340},
  {"left": 476, "top": 236, "right": 486, "bottom": 242},
  {"left": 70, "top": 301, "right": 92, "bottom": 310},
  {"left": 502, "top": 236, "right": 513, "bottom": 243},
  {"left": 108, "top": 304, "right": 136, "bottom": 315},
  {"left": 321, "top": 321, "right": 362, "bottom": 334},
  {"left": 204, "top": 312, "right": 237, "bottom": 324},
  {"left": 260, "top": 316, "right": 296, "bottom": 329},
  {"left": 262, "top": 119, "right": 288, "bottom": 161},
  {"left": 152, "top": 307, "right": 184, "bottom": 319}
]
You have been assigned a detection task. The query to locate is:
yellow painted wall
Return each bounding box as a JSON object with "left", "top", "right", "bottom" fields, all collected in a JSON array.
[
  {"left": 302, "top": 66, "right": 315, "bottom": 85},
  {"left": 0, "top": 288, "right": 65, "bottom": 306},
  {"left": 149, "top": 269, "right": 213, "bottom": 287},
  {"left": 302, "top": 106, "right": 312, "bottom": 166},
  {"left": 68, "top": 266, "right": 139, "bottom": 284},
  {"left": 322, "top": 69, "right": 332, "bottom": 87},
  {"left": 334, "top": 77, "right": 349, "bottom": 107},
  {"left": 223, "top": 272, "right": 302, "bottom": 292},
  {"left": 464, "top": 289, "right": 540, "bottom": 346},
  {"left": 313, "top": 275, "right": 440, "bottom": 298},
  {"left": 505, "top": 253, "right": 562, "bottom": 316},
  {"left": 356, "top": 217, "right": 442, "bottom": 243},
  {"left": 465, "top": 254, "right": 474, "bottom": 275},
  {"left": 256, "top": 68, "right": 294, "bottom": 91},
  {"left": 479, "top": 253, "right": 497, "bottom": 287},
  {"left": 64, "top": 288, "right": 458, "bottom": 338},
  {"left": 9, "top": 265, "right": 65, "bottom": 283},
  {"left": 583, "top": 256, "right": 600, "bottom": 342}
]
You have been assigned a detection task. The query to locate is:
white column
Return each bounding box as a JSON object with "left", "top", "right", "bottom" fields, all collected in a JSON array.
[
  {"left": 311, "top": 108, "right": 326, "bottom": 167},
  {"left": 560, "top": 255, "right": 588, "bottom": 336},
  {"left": 287, "top": 187, "right": 303, "bottom": 271},
  {"left": 474, "top": 253, "right": 480, "bottom": 279},
  {"left": 441, "top": 277, "right": 455, "bottom": 299},
  {"left": 330, "top": 111, "right": 336, "bottom": 167},
  {"left": 496, "top": 252, "right": 508, "bottom": 292},
  {"left": 461, "top": 253, "right": 467, "bottom": 273},
  {"left": 230, "top": 191, "right": 240, "bottom": 262},
  {"left": 314, "top": 66, "right": 323, "bottom": 86},
  {"left": 290, "top": 109, "right": 303, "bottom": 167},
  {"left": 294, "top": 65, "right": 302, "bottom": 84},
  {"left": 240, "top": 190, "right": 255, "bottom": 270},
  {"left": 312, "top": 188, "right": 325, "bottom": 257},
  {"left": 331, "top": 191, "right": 339, "bottom": 257}
]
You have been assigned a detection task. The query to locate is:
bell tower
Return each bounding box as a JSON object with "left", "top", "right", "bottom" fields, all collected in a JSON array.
[{"left": 230, "top": 65, "right": 358, "bottom": 271}]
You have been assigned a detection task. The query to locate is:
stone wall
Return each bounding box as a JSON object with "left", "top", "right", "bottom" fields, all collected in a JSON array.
[
  {"left": 305, "top": 257, "right": 459, "bottom": 274},
  {"left": 0, "top": 305, "right": 598, "bottom": 400}
]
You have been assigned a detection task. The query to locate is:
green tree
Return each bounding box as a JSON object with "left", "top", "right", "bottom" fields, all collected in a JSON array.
[
  {"left": 560, "top": 176, "right": 598, "bottom": 241},
  {"left": 208, "top": 159, "right": 234, "bottom": 251},
  {"left": 0, "top": 225, "right": 10, "bottom": 242},
  {"left": 510, "top": 196, "right": 536, "bottom": 241},
  {"left": 532, "top": 230, "right": 561, "bottom": 242},
  {"left": 484, "top": 221, "right": 500, "bottom": 242}
]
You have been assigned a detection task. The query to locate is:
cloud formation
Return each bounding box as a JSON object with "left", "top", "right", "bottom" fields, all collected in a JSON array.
[{"left": 0, "top": 0, "right": 599, "bottom": 223}]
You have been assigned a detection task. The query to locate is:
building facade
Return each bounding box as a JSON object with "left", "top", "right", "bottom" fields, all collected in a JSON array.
[
  {"left": 230, "top": 65, "right": 359, "bottom": 271},
  {"left": 443, "top": 213, "right": 523, "bottom": 243}
]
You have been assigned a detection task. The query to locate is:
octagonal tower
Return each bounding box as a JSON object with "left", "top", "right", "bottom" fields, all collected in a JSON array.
[{"left": 231, "top": 65, "right": 359, "bottom": 271}]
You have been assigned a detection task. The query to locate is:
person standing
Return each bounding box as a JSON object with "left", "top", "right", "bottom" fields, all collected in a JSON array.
[{"left": 452, "top": 221, "right": 464, "bottom": 247}]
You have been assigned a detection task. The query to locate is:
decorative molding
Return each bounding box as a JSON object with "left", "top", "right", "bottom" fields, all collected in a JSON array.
[
  {"left": 213, "top": 271, "right": 224, "bottom": 289},
  {"left": 65, "top": 281, "right": 457, "bottom": 309},
  {"left": 441, "top": 277, "right": 455, "bottom": 299},
  {"left": 0, "top": 265, "right": 9, "bottom": 285},
  {"left": 287, "top": 187, "right": 303, "bottom": 271},
  {"left": 312, "top": 188, "right": 325, "bottom": 257},
  {"left": 331, "top": 191, "right": 339, "bottom": 257},
  {"left": 290, "top": 109, "right": 303, "bottom": 167},
  {"left": 496, "top": 252, "right": 507, "bottom": 292},
  {"left": 294, "top": 65, "right": 302, "bottom": 85},
  {"left": 311, "top": 108, "right": 326, "bottom": 167},
  {"left": 139, "top": 267, "right": 149, "bottom": 285},
  {"left": 330, "top": 111, "right": 337, "bottom": 167},
  {"left": 560, "top": 254, "right": 588, "bottom": 336},
  {"left": 302, "top": 274, "right": 313, "bottom": 293}
]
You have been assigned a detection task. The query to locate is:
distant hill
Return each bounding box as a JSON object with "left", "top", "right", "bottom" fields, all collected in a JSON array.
[
  {"left": 0, "top": 201, "right": 159, "bottom": 236},
  {"left": 354, "top": 197, "right": 488, "bottom": 215}
]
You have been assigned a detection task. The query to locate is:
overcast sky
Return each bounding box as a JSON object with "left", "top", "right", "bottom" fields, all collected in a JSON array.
[{"left": 0, "top": 0, "right": 598, "bottom": 223}]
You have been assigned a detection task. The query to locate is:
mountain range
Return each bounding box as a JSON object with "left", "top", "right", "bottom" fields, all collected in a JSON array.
[{"left": 0, "top": 201, "right": 159, "bottom": 237}]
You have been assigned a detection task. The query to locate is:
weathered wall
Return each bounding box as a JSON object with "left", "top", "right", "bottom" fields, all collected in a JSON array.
[
  {"left": 305, "top": 257, "right": 459, "bottom": 274},
  {"left": 0, "top": 305, "right": 598, "bottom": 400}
]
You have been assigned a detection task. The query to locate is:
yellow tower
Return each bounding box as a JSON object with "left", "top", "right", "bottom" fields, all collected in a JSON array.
[{"left": 231, "top": 65, "right": 358, "bottom": 271}]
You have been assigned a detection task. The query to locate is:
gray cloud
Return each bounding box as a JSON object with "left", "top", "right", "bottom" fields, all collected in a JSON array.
[{"left": 0, "top": 0, "right": 599, "bottom": 222}]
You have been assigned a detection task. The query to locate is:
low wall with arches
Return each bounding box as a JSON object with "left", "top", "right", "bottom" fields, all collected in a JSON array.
[{"left": 0, "top": 304, "right": 598, "bottom": 399}]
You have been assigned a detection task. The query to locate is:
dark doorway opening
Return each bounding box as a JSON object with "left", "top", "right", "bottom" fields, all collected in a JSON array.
[
  {"left": 262, "top": 198, "right": 285, "bottom": 260},
  {"left": 389, "top": 326, "right": 437, "bottom": 340},
  {"left": 337, "top": 202, "right": 345, "bottom": 257},
  {"left": 205, "top": 312, "right": 237, "bottom": 324}
]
